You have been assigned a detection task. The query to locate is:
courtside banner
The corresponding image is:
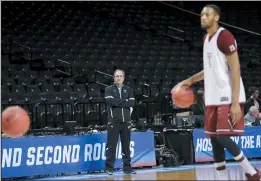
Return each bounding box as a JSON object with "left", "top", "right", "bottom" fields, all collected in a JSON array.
[
  {"left": 193, "top": 126, "right": 261, "bottom": 163},
  {"left": 2, "top": 131, "right": 156, "bottom": 178}
]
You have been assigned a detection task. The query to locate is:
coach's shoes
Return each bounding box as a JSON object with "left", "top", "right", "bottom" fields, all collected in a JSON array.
[
  {"left": 105, "top": 167, "right": 113, "bottom": 175},
  {"left": 245, "top": 168, "right": 261, "bottom": 181},
  {"left": 123, "top": 168, "right": 136, "bottom": 174}
]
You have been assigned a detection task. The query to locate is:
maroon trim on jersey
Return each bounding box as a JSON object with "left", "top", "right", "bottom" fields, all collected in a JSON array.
[
  {"left": 217, "top": 30, "right": 237, "bottom": 55},
  {"left": 205, "top": 102, "right": 246, "bottom": 108},
  {"left": 203, "top": 29, "right": 237, "bottom": 56},
  {"left": 203, "top": 34, "right": 207, "bottom": 43},
  {"left": 215, "top": 131, "right": 244, "bottom": 136}
]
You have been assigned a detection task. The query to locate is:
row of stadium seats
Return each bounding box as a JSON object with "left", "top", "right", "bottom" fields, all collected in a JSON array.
[{"left": 2, "top": 1, "right": 260, "bottom": 129}]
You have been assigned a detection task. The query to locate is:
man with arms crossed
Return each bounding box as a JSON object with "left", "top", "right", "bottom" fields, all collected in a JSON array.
[
  {"left": 104, "top": 69, "right": 136, "bottom": 175},
  {"left": 173, "top": 4, "right": 260, "bottom": 180}
]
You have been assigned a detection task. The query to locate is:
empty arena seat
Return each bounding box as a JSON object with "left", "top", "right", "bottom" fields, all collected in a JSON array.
[
  {"left": 26, "top": 84, "right": 41, "bottom": 93},
  {"left": 41, "top": 84, "right": 57, "bottom": 92},
  {"left": 11, "top": 84, "right": 27, "bottom": 93},
  {"left": 84, "top": 110, "right": 100, "bottom": 127},
  {"left": 58, "top": 84, "right": 73, "bottom": 92}
]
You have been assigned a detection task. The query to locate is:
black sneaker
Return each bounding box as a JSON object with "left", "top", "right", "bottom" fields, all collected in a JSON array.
[
  {"left": 123, "top": 169, "right": 136, "bottom": 174},
  {"left": 105, "top": 167, "right": 113, "bottom": 175}
]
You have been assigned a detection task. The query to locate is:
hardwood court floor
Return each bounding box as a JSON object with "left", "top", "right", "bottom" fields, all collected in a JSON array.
[{"left": 37, "top": 160, "right": 261, "bottom": 180}]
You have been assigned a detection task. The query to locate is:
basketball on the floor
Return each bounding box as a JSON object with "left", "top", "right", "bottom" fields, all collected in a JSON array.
[
  {"left": 1, "top": 106, "right": 30, "bottom": 138},
  {"left": 171, "top": 85, "right": 195, "bottom": 108}
]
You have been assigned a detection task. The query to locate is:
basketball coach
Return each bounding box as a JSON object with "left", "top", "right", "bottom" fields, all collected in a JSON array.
[{"left": 104, "top": 69, "right": 136, "bottom": 175}]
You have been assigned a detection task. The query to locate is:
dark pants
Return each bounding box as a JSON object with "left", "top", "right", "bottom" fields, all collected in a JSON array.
[{"left": 105, "top": 122, "right": 131, "bottom": 170}]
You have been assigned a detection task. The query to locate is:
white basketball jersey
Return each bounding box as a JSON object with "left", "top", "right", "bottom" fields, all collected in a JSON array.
[{"left": 203, "top": 27, "right": 246, "bottom": 106}]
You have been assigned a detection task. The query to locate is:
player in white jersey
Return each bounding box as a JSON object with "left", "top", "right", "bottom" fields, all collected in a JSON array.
[{"left": 172, "top": 4, "right": 260, "bottom": 181}]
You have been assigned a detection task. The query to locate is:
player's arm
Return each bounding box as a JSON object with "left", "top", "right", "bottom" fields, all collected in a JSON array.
[
  {"left": 183, "top": 34, "right": 207, "bottom": 84},
  {"left": 227, "top": 51, "right": 241, "bottom": 104},
  {"left": 175, "top": 35, "right": 206, "bottom": 88},
  {"left": 177, "top": 70, "right": 204, "bottom": 88},
  {"left": 217, "top": 30, "right": 240, "bottom": 104},
  {"left": 227, "top": 53, "right": 243, "bottom": 123},
  {"left": 171, "top": 70, "right": 203, "bottom": 93},
  {"left": 188, "top": 70, "right": 204, "bottom": 84}
]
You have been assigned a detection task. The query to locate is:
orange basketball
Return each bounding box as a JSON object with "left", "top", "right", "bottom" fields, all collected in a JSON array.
[
  {"left": 172, "top": 85, "right": 195, "bottom": 108},
  {"left": 1, "top": 106, "right": 30, "bottom": 138}
]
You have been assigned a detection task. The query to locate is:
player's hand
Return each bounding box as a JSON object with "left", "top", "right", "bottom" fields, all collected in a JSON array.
[
  {"left": 230, "top": 103, "right": 242, "bottom": 123},
  {"left": 171, "top": 79, "right": 193, "bottom": 93}
]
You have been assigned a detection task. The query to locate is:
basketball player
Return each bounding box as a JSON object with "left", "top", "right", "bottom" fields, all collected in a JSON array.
[{"left": 173, "top": 4, "right": 261, "bottom": 180}]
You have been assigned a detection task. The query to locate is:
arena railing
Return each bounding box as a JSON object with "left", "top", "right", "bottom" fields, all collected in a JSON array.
[
  {"left": 54, "top": 58, "right": 73, "bottom": 77},
  {"left": 1, "top": 94, "right": 174, "bottom": 131},
  {"left": 9, "top": 39, "right": 33, "bottom": 62}
]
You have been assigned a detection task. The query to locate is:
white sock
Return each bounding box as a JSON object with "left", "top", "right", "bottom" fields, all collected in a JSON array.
[
  {"left": 217, "top": 169, "right": 229, "bottom": 180},
  {"left": 234, "top": 151, "right": 257, "bottom": 175},
  {"left": 215, "top": 161, "right": 229, "bottom": 180}
]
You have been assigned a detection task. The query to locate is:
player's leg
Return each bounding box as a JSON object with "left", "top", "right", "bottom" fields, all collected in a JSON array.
[
  {"left": 216, "top": 105, "right": 260, "bottom": 180},
  {"left": 204, "top": 106, "right": 218, "bottom": 137},
  {"left": 216, "top": 136, "right": 260, "bottom": 179},
  {"left": 205, "top": 107, "right": 228, "bottom": 180},
  {"left": 210, "top": 137, "right": 228, "bottom": 180}
]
